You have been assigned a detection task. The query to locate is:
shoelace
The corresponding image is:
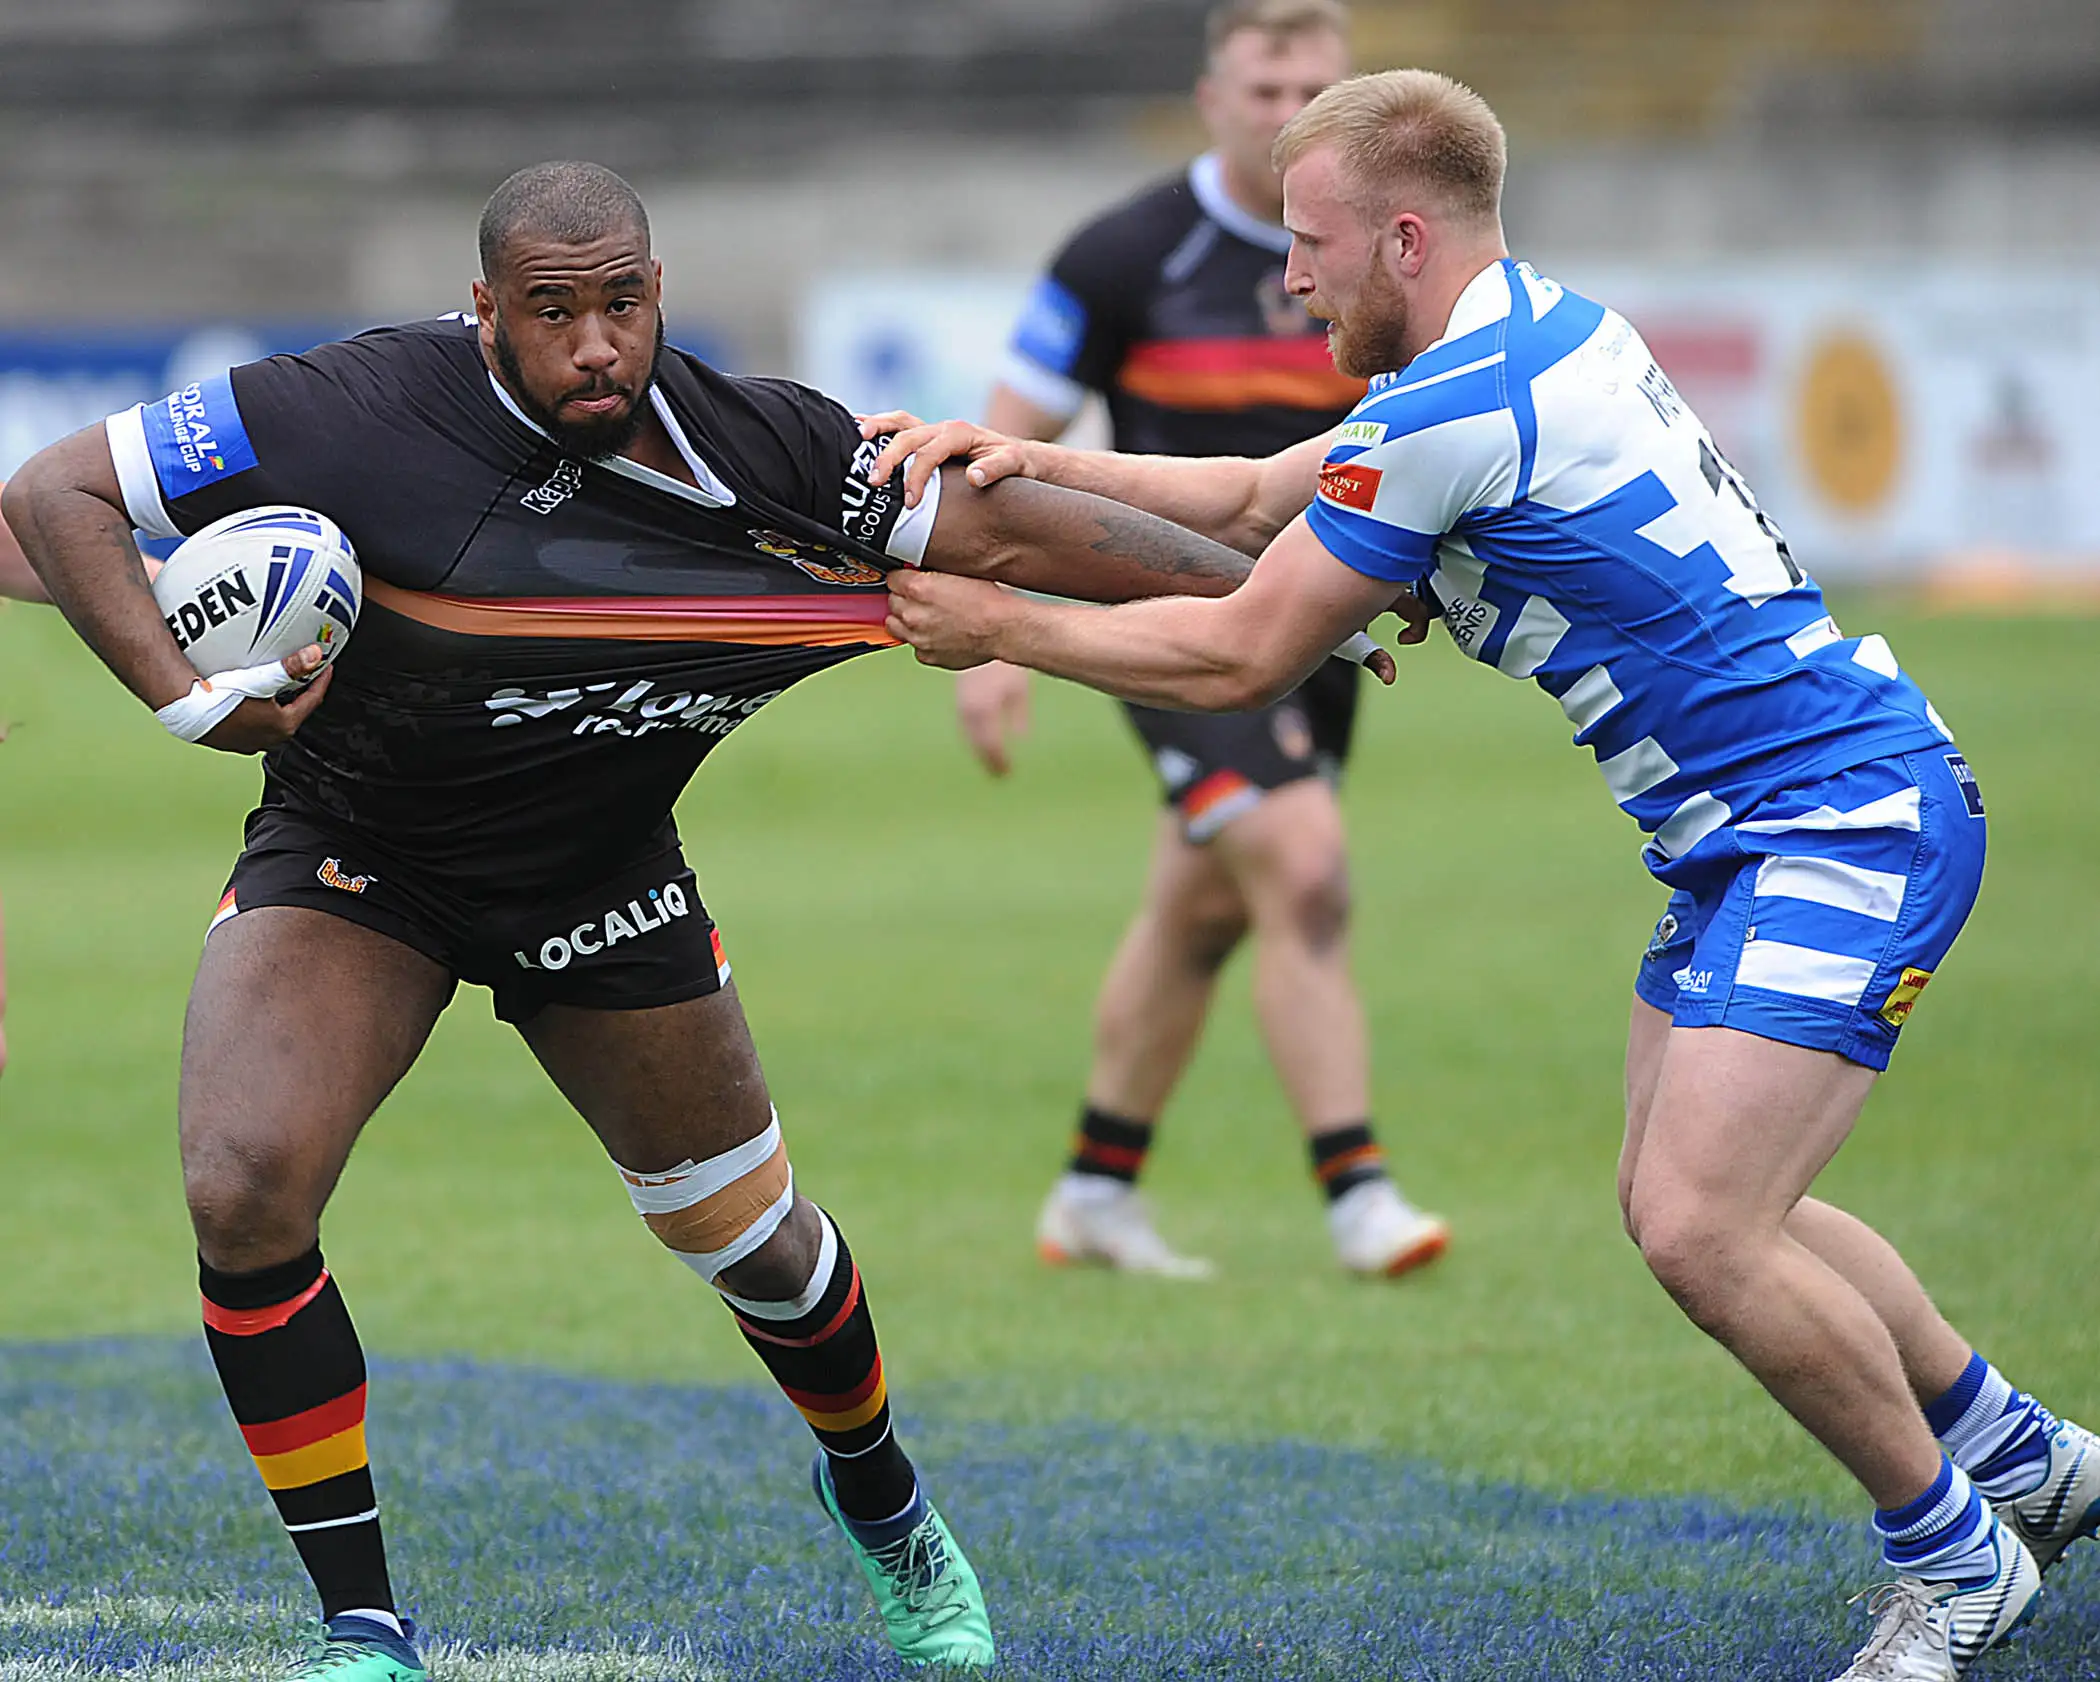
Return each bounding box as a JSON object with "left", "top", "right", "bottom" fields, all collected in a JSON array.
[
  {"left": 1841, "top": 1581, "right": 1950, "bottom": 1678},
  {"left": 288, "top": 1624, "right": 408, "bottom": 1678},
  {"left": 866, "top": 1519, "right": 968, "bottom": 1625}
]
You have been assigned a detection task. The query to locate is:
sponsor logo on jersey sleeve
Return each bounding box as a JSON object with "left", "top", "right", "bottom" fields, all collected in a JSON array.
[
  {"left": 1317, "top": 459, "right": 1383, "bottom": 513},
  {"left": 1879, "top": 966, "right": 1933, "bottom": 1028},
  {"left": 142, "top": 372, "right": 259, "bottom": 498},
  {"left": 1334, "top": 420, "right": 1388, "bottom": 448}
]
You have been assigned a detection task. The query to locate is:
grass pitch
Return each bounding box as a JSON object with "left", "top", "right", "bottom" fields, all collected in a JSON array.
[{"left": 1, "top": 597, "right": 2096, "bottom": 1675}]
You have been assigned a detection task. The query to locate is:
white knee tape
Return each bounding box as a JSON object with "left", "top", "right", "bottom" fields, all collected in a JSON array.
[
  {"left": 717, "top": 1207, "right": 839, "bottom": 1322},
  {"left": 618, "top": 1108, "right": 795, "bottom": 1283}
]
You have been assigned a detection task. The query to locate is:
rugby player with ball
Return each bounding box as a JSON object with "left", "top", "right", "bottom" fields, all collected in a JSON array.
[{"left": 4, "top": 162, "right": 1315, "bottom": 1680}]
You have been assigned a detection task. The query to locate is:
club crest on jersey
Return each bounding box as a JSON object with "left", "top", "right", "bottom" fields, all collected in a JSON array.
[
  {"left": 316, "top": 857, "right": 376, "bottom": 894},
  {"left": 521, "top": 460, "right": 584, "bottom": 515},
  {"left": 747, "top": 528, "right": 884, "bottom": 587}
]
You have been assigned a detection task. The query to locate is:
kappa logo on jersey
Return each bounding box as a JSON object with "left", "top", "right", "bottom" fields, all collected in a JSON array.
[
  {"left": 747, "top": 528, "right": 885, "bottom": 587},
  {"left": 316, "top": 857, "right": 375, "bottom": 894},
  {"left": 142, "top": 373, "right": 258, "bottom": 493},
  {"left": 484, "top": 678, "right": 783, "bottom": 738},
  {"left": 1317, "top": 460, "right": 1382, "bottom": 513},
  {"left": 1879, "top": 966, "right": 1933, "bottom": 1028},
  {"left": 521, "top": 460, "right": 585, "bottom": 515},
  {"left": 512, "top": 878, "right": 692, "bottom": 972}
]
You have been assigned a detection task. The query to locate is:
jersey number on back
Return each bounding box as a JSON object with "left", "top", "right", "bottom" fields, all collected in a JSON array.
[{"left": 1697, "top": 435, "right": 1803, "bottom": 602}]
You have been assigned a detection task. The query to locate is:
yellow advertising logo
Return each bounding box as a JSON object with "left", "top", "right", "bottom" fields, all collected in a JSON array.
[
  {"left": 1797, "top": 331, "right": 1902, "bottom": 516},
  {"left": 1879, "top": 966, "right": 1933, "bottom": 1028}
]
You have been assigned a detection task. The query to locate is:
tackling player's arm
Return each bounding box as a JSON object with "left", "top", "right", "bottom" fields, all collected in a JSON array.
[
  {"left": 864, "top": 415, "right": 1329, "bottom": 560},
  {"left": 892, "top": 512, "right": 1421, "bottom": 712},
  {"left": 0, "top": 486, "right": 51, "bottom": 604},
  {"left": 912, "top": 462, "right": 1259, "bottom": 606},
  {"left": 0, "top": 430, "right": 328, "bottom": 752}
]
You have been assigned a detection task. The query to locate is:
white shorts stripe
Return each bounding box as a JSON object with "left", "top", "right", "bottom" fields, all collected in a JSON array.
[
  {"left": 1753, "top": 854, "right": 1908, "bottom": 923},
  {"left": 1735, "top": 939, "right": 1878, "bottom": 1006},
  {"left": 1735, "top": 786, "right": 1921, "bottom": 836},
  {"left": 1786, "top": 615, "right": 1843, "bottom": 658}
]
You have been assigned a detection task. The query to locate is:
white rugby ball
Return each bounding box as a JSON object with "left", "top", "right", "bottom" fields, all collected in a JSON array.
[{"left": 153, "top": 505, "right": 361, "bottom": 681}]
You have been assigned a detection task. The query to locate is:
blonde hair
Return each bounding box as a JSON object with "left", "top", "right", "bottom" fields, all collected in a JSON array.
[
  {"left": 1204, "top": 0, "right": 1349, "bottom": 63},
  {"left": 1272, "top": 68, "right": 1506, "bottom": 225}
]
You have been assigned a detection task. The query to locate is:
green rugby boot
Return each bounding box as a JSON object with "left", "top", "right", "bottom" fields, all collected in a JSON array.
[
  {"left": 813, "top": 1458, "right": 996, "bottom": 1669},
  {"left": 284, "top": 1614, "right": 428, "bottom": 1681}
]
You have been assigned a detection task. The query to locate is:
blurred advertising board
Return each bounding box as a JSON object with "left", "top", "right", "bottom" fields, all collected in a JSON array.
[
  {"left": 803, "top": 265, "right": 2100, "bottom": 579},
  {"left": 0, "top": 324, "right": 343, "bottom": 481},
  {"left": 0, "top": 320, "right": 735, "bottom": 484}
]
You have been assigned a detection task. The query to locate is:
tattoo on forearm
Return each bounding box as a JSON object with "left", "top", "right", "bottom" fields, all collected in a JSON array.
[{"left": 1084, "top": 505, "right": 1252, "bottom": 594}]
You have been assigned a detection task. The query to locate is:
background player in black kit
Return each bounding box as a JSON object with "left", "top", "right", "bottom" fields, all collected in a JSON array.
[
  {"left": 1, "top": 162, "right": 1302, "bottom": 1682},
  {"left": 961, "top": 0, "right": 1448, "bottom": 1281}
]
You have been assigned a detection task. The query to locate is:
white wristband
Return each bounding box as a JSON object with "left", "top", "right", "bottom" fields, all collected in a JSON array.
[
  {"left": 1333, "top": 631, "right": 1381, "bottom": 667},
  {"left": 154, "top": 661, "right": 294, "bottom": 744}
]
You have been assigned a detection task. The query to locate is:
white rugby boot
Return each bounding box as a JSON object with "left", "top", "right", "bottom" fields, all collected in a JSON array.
[
  {"left": 1999, "top": 1414, "right": 2100, "bottom": 1574},
  {"left": 1829, "top": 1517, "right": 2040, "bottom": 1680},
  {"left": 1327, "top": 1179, "right": 1450, "bottom": 1278},
  {"left": 1034, "top": 1174, "right": 1214, "bottom": 1280}
]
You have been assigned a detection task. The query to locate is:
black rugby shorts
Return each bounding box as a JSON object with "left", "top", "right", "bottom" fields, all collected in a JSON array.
[
  {"left": 209, "top": 807, "right": 730, "bottom": 1023},
  {"left": 1125, "top": 656, "right": 1360, "bottom": 844}
]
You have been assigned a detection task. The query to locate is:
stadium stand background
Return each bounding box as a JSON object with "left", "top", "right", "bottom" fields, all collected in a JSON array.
[{"left": 0, "top": 0, "right": 2096, "bottom": 367}]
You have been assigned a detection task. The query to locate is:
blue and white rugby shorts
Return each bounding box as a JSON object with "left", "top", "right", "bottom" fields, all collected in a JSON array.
[{"left": 1635, "top": 748, "right": 1987, "bottom": 1071}]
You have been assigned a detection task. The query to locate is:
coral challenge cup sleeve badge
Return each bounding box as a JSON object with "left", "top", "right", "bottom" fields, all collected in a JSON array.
[{"left": 142, "top": 373, "right": 259, "bottom": 499}]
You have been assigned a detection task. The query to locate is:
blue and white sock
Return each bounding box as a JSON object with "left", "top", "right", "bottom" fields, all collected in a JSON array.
[
  {"left": 1876, "top": 1457, "right": 2001, "bottom": 1587},
  {"left": 1926, "top": 1352, "right": 2056, "bottom": 1503}
]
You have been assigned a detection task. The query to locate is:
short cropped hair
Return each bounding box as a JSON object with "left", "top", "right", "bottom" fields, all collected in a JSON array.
[
  {"left": 1204, "top": 0, "right": 1349, "bottom": 63},
  {"left": 478, "top": 161, "right": 651, "bottom": 281},
  {"left": 1272, "top": 68, "right": 1506, "bottom": 226}
]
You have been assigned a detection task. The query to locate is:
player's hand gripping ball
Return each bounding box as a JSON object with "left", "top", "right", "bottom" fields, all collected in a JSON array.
[{"left": 151, "top": 505, "right": 361, "bottom": 685}]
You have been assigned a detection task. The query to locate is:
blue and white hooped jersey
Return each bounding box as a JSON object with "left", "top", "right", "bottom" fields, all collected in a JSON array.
[{"left": 1306, "top": 258, "right": 1953, "bottom": 866}]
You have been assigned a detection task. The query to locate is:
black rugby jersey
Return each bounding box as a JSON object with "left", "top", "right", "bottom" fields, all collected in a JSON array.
[
  {"left": 105, "top": 317, "right": 929, "bottom": 895},
  {"left": 1001, "top": 153, "right": 1365, "bottom": 458}
]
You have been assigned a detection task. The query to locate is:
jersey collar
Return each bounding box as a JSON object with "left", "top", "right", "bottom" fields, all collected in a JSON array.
[
  {"left": 1187, "top": 153, "right": 1292, "bottom": 256},
  {"left": 483, "top": 370, "right": 738, "bottom": 509}
]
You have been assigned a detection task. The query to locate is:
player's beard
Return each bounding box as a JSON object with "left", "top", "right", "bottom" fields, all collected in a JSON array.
[
  {"left": 494, "top": 313, "right": 664, "bottom": 460},
  {"left": 1321, "top": 263, "right": 1411, "bottom": 380}
]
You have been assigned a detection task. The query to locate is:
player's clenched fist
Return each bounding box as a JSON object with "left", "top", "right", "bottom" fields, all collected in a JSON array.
[{"left": 886, "top": 570, "right": 1017, "bottom": 669}]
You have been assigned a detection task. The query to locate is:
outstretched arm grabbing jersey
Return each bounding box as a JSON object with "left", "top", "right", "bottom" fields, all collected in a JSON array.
[
  {"left": 865, "top": 412, "right": 1333, "bottom": 561},
  {"left": 865, "top": 416, "right": 1423, "bottom": 710}
]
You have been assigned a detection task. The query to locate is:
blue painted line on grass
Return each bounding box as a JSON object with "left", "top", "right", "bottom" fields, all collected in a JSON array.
[{"left": 0, "top": 1340, "right": 2093, "bottom": 1679}]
